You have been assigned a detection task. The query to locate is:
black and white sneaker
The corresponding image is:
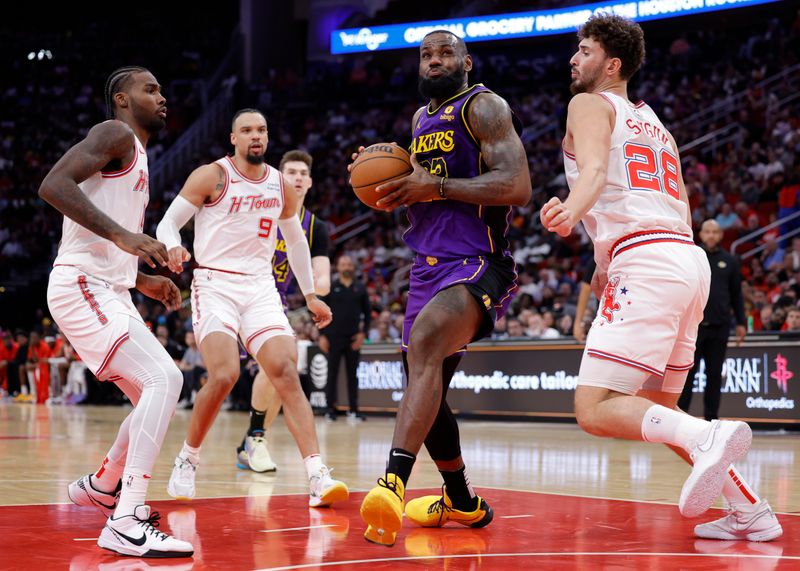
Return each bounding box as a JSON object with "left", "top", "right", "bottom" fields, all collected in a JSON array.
[
  {"left": 98, "top": 505, "right": 194, "bottom": 558},
  {"left": 67, "top": 474, "right": 121, "bottom": 517}
]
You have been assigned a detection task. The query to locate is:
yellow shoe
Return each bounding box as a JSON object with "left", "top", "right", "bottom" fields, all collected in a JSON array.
[
  {"left": 360, "top": 473, "right": 405, "bottom": 546},
  {"left": 405, "top": 487, "right": 493, "bottom": 528}
]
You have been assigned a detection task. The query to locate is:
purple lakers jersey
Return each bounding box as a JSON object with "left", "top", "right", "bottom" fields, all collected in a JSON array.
[
  {"left": 404, "top": 84, "right": 513, "bottom": 258},
  {"left": 273, "top": 206, "right": 316, "bottom": 297}
]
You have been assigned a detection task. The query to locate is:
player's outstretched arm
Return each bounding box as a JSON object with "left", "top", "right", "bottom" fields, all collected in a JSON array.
[
  {"left": 542, "top": 94, "right": 613, "bottom": 237},
  {"left": 155, "top": 164, "right": 218, "bottom": 273},
  {"left": 666, "top": 132, "right": 692, "bottom": 228},
  {"left": 308, "top": 207, "right": 332, "bottom": 296},
  {"left": 39, "top": 120, "right": 167, "bottom": 268},
  {"left": 278, "top": 175, "right": 332, "bottom": 328}
]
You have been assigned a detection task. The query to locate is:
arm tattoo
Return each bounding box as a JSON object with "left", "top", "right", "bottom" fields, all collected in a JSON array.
[
  {"left": 38, "top": 122, "right": 134, "bottom": 241},
  {"left": 435, "top": 93, "right": 531, "bottom": 207},
  {"left": 214, "top": 167, "right": 226, "bottom": 195}
]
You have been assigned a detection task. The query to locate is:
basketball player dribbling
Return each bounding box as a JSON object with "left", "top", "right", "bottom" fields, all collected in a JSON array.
[
  {"left": 235, "top": 149, "right": 331, "bottom": 474},
  {"left": 351, "top": 30, "right": 532, "bottom": 546},
  {"left": 542, "top": 14, "right": 781, "bottom": 541},
  {"left": 156, "top": 110, "right": 348, "bottom": 508},
  {"left": 40, "top": 66, "right": 193, "bottom": 557}
]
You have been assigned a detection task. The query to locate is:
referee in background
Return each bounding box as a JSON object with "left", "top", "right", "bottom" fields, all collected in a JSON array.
[
  {"left": 318, "top": 255, "right": 371, "bottom": 421},
  {"left": 679, "top": 219, "right": 746, "bottom": 420}
]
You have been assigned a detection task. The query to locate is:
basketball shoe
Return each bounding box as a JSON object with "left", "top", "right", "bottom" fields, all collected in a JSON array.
[
  {"left": 236, "top": 433, "right": 277, "bottom": 473},
  {"left": 679, "top": 420, "right": 752, "bottom": 518},
  {"left": 308, "top": 466, "right": 349, "bottom": 508},
  {"left": 167, "top": 456, "right": 198, "bottom": 500},
  {"left": 67, "top": 474, "right": 121, "bottom": 517},
  {"left": 405, "top": 486, "right": 493, "bottom": 528},
  {"left": 360, "top": 473, "right": 405, "bottom": 546},
  {"left": 98, "top": 505, "right": 193, "bottom": 558},
  {"left": 694, "top": 500, "right": 783, "bottom": 541}
]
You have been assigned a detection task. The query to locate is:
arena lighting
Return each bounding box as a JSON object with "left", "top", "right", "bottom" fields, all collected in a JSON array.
[
  {"left": 26, "top": 49, "right": 53, "bottom": 61},
  {"left": 331, "top": 0, "right": 781, "bottom": 54}
]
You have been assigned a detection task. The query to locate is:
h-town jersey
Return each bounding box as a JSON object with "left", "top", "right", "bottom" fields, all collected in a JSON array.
[
  {"left": 193, "top": 156, "right": 285, "bottom": 274},
  {"left": 563, "top": 91, "right": 692, "bottom": 274},
  {"left": 53, "top": 129, "right": 150, "bottom": 289}
]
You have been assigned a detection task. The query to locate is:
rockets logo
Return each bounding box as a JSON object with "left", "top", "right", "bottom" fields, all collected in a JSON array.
[
  {"left": 601, "top": 276, "right": 622, "bottom": 323},
  {"left": 770, "top": 353, "right": 794, "bottom": 394}
]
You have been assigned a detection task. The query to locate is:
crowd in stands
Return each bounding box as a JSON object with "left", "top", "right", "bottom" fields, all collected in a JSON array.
[{"left": 3, "top": 5, "right": 800, "bottom": 403}]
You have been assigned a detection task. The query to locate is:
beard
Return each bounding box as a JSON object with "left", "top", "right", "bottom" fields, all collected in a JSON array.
[
  {"left": 138, "top": 111, "right": 166, "bottom": 134},
  {"left": 340, "top": 270, "right": 354, "bottom": 279},
  {"left": 569, "top": 67, "right": 601, "bottom": 95},
  {"left": 130, "top": 101, "right": 166, "bottom": 134},
  {"left": 245, "top": 150, "right": 266, "bottom": 165},
  {"left": 418, "top": 67, "right": 466, "bottom": 100}
]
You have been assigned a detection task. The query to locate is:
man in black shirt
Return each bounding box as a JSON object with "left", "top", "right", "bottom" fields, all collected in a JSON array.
[
  {"left": 319, "top": 255, "right": 371, "bottom": 421},
  {"left": 8, "top": 330, "right": 28, "bottom": 398},
  {"left": 679, "top": 220, "right": 746, "bottom": 420}
]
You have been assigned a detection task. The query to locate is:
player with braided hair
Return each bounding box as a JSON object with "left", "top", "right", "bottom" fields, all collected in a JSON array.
[{"left": 40, "top": 66, "right": 194, "bottom": 557}]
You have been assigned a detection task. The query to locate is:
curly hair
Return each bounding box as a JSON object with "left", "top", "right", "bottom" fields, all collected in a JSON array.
[{"left": 578, "top": 14, "right": 645, "bottom": 81}]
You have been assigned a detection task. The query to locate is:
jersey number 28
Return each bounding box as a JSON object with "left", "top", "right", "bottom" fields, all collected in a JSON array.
[{"left": 624, "top": 142, "right": 680, "bottom": 200}]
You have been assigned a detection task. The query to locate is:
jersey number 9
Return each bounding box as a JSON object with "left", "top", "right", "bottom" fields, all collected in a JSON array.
[{"left": 258, "top": 218, "right": 273, "bottom": 239}]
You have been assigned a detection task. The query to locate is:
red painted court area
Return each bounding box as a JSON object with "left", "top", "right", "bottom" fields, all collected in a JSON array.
[{"left": 2, "top": 488, "right": 798, "bottom": 570}]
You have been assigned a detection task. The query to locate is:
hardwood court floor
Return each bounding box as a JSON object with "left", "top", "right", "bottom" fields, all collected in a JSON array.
[{"left": 0, "top": 403, "right": 798, "bottom": 569}]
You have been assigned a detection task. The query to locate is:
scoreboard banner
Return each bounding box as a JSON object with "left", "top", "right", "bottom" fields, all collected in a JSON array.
[
  {"left": 331, "top": 0, "right": 781, "bottom": 54},
  {"left": 308, "top": 340, "right": 799, "bottom": 426}
]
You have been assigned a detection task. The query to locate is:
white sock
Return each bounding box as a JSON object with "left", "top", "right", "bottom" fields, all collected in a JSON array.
[
  {"left": 114, "top": 471, "right": 149, "bottom": 517},
  {"left": 181, "top": 441, "right": 201, "bottom": 465},
  {"left": 304, "top": 453, "right": 323, "bottom": 479},
  {"left": 641, "top": 404, "right": 710, "bottom": 452},
  {"left": 722, "top": 465, "right": 761, "bottom": 512}
]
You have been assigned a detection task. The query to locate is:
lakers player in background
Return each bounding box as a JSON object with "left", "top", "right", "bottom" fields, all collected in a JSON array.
[
  {"left": 351, "top": 30, "right": 532, "bottom": 546},
  {"left": 237, "top": 149, "right": 331, "bottom": 474},
  {"left": 541, "top": 14, "right": 780, "bottom": 541}
]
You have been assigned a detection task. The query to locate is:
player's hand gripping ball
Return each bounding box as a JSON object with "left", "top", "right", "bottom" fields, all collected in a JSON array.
[{"left": 348, "top": 143, "right": 412, "bottom": 209}]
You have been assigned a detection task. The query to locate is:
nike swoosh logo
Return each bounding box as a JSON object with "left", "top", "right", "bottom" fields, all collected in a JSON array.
[
  {"left": 391, "top": 451, "right": 415, "bottom": 459},
  {"left": 697, "top": 422, "right": 720, "bottom": 453},
  {"left": 231, "top": 179, "right": 242, "bottom": 184},
  {"left": 91, "top": 497, "right": 117, "bottom": 510},
  {"left": 114, "top": 529, "right": 147, "bottom": 546}
]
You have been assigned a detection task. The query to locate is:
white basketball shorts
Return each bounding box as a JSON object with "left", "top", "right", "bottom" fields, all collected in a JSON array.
[
  {"left": 47, "top": 265, "right": 143, "bottom": 380},
  {"left": 579, "top": 236, "right": 711, "bottom": 395},
  {"left": 190, "top": 267, "right": 293, "bottom": 357}
]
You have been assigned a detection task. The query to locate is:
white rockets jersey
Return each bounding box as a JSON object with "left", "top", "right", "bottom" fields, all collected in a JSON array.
[
  {"left": 563, "top": 91, "right": 692, "bottom": 274},
  {"left": 193, "top": 156, "right": 285, "bottom": 274},
  {"left": 53, "top": 131, "right": 149, "bottom": 289}
]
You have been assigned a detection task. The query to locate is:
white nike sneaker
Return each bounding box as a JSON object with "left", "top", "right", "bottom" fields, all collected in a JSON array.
[
  {"left": 167, "top": 456, "right": 197, "bottom": 500},
  {"left": 680, "top": 420, "right": 753, "bottom": 518},
  {"left": 309, "top": 466, "right": 349, "bottom": 508},
  {"left": 236, "top": 434, "right": 277, "bottom": 473},
  {"left": 98, "top": 505, "right": 194, "bottom": 558},
  {"left": 67, "top": 474, "right": 121, "bottom": 517},
  {"left": 694, "top": 500, "right": 783, "bottom": 541}
]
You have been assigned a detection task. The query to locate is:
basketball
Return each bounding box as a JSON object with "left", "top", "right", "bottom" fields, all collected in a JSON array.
[{"left": 349, "top": 143, "right": 412, "bottom": 209}]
